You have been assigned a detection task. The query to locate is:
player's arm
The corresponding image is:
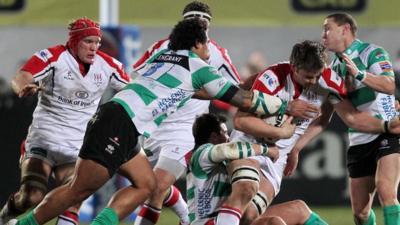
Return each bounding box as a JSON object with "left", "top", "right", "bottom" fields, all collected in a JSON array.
[
  {"left": 11, "top": 70, "right": 41, "bottom": 98},
  {"left": 193, "top": 66, "right": 285, "bottom": 117},
  {"left": 207, "top": 142, "right": 279, "bottom": 163},
  {"left": 334, "top": 98, "right": 389, "bottom": 133},
  {"left": 341, "top": 51, "right": 395, "bottom": 95},
  {"left": 233, "top": 111, "right": 296, "bottom": 140},
  {"left": 284, "top": 101, "right": 334, "bottom": 176}
]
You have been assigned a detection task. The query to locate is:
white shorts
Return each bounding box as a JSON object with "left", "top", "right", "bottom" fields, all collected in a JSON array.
[
  {"left": 143, "top": 136, "right": 194, "bottom": 179},
  {"left": 24, "top": 139, "right": 79, "bottom": 167},
  {"left": 250, "top": 155, "right": 286, "bottom": 196}
]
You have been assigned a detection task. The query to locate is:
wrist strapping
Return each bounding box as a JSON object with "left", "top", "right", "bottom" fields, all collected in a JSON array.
[{"left": 355, "top": 70, "right": 366, "bottom": 82}]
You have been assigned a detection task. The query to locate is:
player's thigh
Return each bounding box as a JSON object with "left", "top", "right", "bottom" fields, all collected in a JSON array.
[
  {"left": 119, "top": 151, "right": 156, "bottom": 190},
  {"left": 53, "top": 162, "right": 76, "bottom": 186},
  {"left": 154, "top": 156, "right": 186, "bottom": 190},
  {"left": 20, "top": 157, "right": 52, "bottom": 191}
]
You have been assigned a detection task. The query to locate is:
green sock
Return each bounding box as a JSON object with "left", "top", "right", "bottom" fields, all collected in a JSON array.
[
  {"left": 91, "top": 207, "right": 119, "bottom": 225},
  {"left": 383, "top": 204, "right": 400, "bottom": 225},
  {"left": 16, "top": 211, "right": 39, "bottom": 225},
  {"left": 362, "top": 209, "right": 376, "bottom": 225},
  {"left": 304, "top": 212, "right": 329, "bottom": 225}
]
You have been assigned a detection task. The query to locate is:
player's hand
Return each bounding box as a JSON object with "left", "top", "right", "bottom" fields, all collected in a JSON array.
[
  {"left": 279, "top": 116, "right": 296, "bottom": 139},
  {"left": 19, "top": 83, "right": 43, "bottom": 97},
  {"left": 341, "top": 53, "right": 360, "bottom": 77},
  {"left": 284, "top": 151, "right": 299, "bottom": 176},
  {"left": 287, "top": 99, "right": 320, "bottom": 119},
  {"left": 266, "top": 145, "right": 279, "bottom": 162}
]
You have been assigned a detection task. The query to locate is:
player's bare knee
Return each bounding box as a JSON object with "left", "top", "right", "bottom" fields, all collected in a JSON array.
[{"left": 233, "top": 182, "right": 258, "bottom": 201}]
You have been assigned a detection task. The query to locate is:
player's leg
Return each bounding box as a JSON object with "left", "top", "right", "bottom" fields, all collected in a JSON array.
[
  {"left": 349, "top": 177, "right": 376, "bottom": 225},
  {"left": 135, "top": 151, "right": 188, "bottom": 225},
  {"left": 215, "top": 158, "right": 262, "bottom": 225},
  {"left": 53, "top": 163, "right": 81, "bottom": 225},
  {"left": 347, "top": 143, "right": 378, "bottom": 225},
  {"left": 15, "top": 158, "right": 111, "bottom": 225},
  {"left": 264, "top": 200, "right": 328, "bottom": 225},
  {"left": 92, "top": 151, "right": 156, "bottom": 225},
  {"left": 0, "top": 156, "right": 51, "bottom": 223},
  {"left": 376, "top": 153, "right": 400, "bottom": 225},
  {"left": 251, "top": 216, "right": 287, "bottom": 225}
]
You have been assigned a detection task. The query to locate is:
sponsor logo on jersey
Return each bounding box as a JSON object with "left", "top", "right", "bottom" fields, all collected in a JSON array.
[
  {"left": 259, "top": 71, "right": 279, "bottom": 91},
  {"left": 75, "top": 91, "right": 89, "bottom": 99},
  {"left": 35, "top": 49, "right": 53, "bottom": 62},
  {"left": 379, "top": 61, "right": 392, "bottom": 72},
  {"left": 152, "top": 89, "right": 187, "bottom": 116},
  {"left": 93, "top": 73, "right": 103, "bottom": 87},
  {"left": 143, "top": 63, "right": 164, "bottom": 77},
  {"left": 64, "top": 71, "right": 74, "bottom": 80}
]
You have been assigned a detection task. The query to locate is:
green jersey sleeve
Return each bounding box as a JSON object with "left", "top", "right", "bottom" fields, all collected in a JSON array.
[{"left": 191, "top": 66, "right": 234, "bottom": 99}]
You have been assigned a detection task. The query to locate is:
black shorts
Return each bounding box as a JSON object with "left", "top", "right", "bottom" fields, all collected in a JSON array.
[
  {"left": 347, "top": 133, "right": 400, "bottom": 178},
  {"left": 79, "top": 101, "right": 141, "bottom": 177}
]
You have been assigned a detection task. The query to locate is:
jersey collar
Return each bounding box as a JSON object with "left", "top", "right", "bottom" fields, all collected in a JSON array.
[{"left": 344, "top": 39, "right": 363, "bottom": 55}]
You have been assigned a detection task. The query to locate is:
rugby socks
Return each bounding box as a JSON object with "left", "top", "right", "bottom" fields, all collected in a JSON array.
[
  {"left": 134, "top": 204, "right": 161, "bottom": 225},
  {"left": 91, "top": 207, "right": 119, "bottom": 225},
  {"left": 361, "top": 209, "right": 376, "bottom": 225},
  {"left": 56, "top": 211, "right": 79, "bottom": 225},
  {"left": 304, "top": 212, "right": 328, "bottom": 225},
  {"left": 383, "top": 204, "right": 400, "bottom": 225},
  {"left": 15, "top": 211, "right": 39, "bottom": 225},
  {"left": 215, "top": 205, "right": 242, "bottom": 225},
  {"left": 163, "top": 185, "right": 190, "bottom": 225}
]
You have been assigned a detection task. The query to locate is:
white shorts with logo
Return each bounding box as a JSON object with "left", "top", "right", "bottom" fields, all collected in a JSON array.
[{"left": 24, "top": 138, "right": 79, "bottom": 167}]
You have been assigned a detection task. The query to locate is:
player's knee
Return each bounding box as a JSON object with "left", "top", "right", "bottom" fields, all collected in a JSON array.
[
  {"left": 233, "top": 182, "right": 258, "bottom": 202},
  {"left": 252, "top": 216, "right": 285, "bottom": 225},
  {"left": 290, "top": 200, "right": 311, "bottom": 221}
]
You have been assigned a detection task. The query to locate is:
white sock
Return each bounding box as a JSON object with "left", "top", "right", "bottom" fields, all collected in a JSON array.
[
  {"left": 215, "top": 205, "right": 242, "bottom": 225},
  {"left": 134, "top": 204, "right": 161, "bottom": 225},
  {"left": 56, "top": 211, "right": 78, "bottom": 225},
  {"left": 163, "top": 185, "right": 189, "bottom": 225}
]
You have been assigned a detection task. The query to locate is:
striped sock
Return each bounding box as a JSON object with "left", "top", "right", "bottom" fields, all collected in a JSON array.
[
  {"left": 134, "top": 204, "right": 161, "bottom": 225},
  {"left": 215, "top": 205, "right": 242, "bottom": 225},
  {"left": 56, "top": 211, "right": 79, "bottom": 225},
  {"left": 163, "top": 185, "right": 189, "bottom": 225}
]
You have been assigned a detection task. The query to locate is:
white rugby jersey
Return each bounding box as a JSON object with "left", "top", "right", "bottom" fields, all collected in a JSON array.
[
  {"left": 330, "top": 39, "right": 396, "bottom": 146},
  {"left": 113, "top": 49, "right": 235, "bottom": 137},
  {"left": 23, "top": 45, "right": 130, "bottom": 151},
  {"left": 231, "top": 62, "right": 346, "bottom": 162},
  {"left": 133, "top": 39, "right": 239, "bottom": 147}
]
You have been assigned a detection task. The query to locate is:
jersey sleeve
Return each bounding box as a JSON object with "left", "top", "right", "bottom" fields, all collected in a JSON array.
[
  {"left": 190, "top": 144, "right": 218, "bottom": 176},
  {"left": 20, "top": 46, "right": 64, "bottom": 82},
  {"left": 133, "top": 39, "right": 169, "bottom": 71},
  {"left": 252, "top": 69, "right": 281, "bottom": 95},
  {"left": 209, "top": 40, "right": 240, "bottom": 85},
  {"left": 191, "top": 65, "right": 234, "bottom": 99},
  {"left": 367, "top": 47, "right": 394, "bottom": 77}
]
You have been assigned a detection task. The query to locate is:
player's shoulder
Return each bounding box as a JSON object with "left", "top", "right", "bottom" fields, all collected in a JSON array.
[
  {"left": 149, "top": 38, "right": 170, "bottom": 53},
  {"left": 252, "top": 62, "right": 290, "bottom": 94},
  {"left": 35, "top": 45, "right": 66, "bottom": 63},
  {"left": 96, "top": 50, "right": 123, "bottom": 68}
]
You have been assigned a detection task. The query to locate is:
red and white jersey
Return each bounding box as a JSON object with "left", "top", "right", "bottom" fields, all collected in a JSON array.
[
  {"left": 231, "top": 62, "right": 346, "bottom": 156},
  {"left": 133, "top": 38, "right": 239, "bottom": 148},
  {"left": 23, "top": 45, "right": 131, "bottom": 151}
]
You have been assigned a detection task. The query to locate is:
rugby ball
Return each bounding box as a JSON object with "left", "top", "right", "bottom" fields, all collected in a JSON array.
[{"left": 261, "top": 112, "right": 288, "bottom": 144}]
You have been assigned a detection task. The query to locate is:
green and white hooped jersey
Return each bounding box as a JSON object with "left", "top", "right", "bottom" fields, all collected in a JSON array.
[
  {"left": 112, "top": 49, "right": 233, "bottom": 137},
  {"left": 186, "top": 143, "right": 231, "bottom": 224},
  {"left": 330, "top": 39, "right": 396, "bottom": 146}
]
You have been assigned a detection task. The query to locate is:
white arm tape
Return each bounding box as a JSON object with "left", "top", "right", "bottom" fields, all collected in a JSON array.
[{"left": 209, "top": 142, "right": 256, "bottom": 163}]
